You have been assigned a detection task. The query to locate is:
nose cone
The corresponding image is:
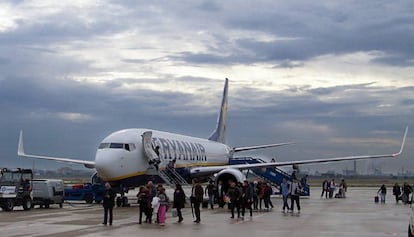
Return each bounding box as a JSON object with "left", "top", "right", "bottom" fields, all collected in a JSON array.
[{"left": 95, "top": 149, "right": 123, "bottom": 181}]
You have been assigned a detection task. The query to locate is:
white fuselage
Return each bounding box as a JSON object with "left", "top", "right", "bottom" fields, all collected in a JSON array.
[{"left": 94, "top": 128, "right": 231, "bottom": 182}]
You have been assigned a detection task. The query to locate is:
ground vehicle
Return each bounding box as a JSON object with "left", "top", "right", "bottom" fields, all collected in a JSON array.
[
  {"left": 31, "top": 179, "right": 64, "bottom": 208},
  {"left": 0, "top": 168, "right": 33, "bottom": 211},
  {"left": 64, "top": 182, "right": 104, "bottom": 204}
]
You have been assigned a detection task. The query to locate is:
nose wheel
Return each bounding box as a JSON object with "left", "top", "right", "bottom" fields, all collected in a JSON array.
[{"left": 116, "top": 189, "right": 130, "bottom": 207}]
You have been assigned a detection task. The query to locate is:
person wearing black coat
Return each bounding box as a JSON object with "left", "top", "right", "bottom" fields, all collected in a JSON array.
[
  {"left": 102, "top": 182, "right": 116, "bottom": 225},
  {"left": 191, "top": 178, "right": 204, "bottom": 223},
  {"left": 392, "top": 183, "right": 401, "bottom": 203},
  {"left": 241, "top": 180, "right": 253, "bottom": 218},
  {"left": 173, "top": 183, "right": 186, "bottom": 223},
  {"left": 227, "top": 181, "right": 242, "bottom": 219}
]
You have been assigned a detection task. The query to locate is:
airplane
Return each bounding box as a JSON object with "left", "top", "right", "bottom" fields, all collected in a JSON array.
[{"left": 17, "top": 78, "right": 408, "bottom": 205}]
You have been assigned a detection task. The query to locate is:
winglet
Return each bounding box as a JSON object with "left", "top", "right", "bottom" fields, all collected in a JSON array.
[
  {"left": 17, "top": 130, "right": 25, "bottom": 157},
  {"left": 392, "top": 126, "right": 408, "bottom": 157}
]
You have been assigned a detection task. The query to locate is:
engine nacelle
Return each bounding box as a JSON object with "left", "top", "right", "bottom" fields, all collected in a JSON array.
[{"left": 214, "top": 168, "right": 246, "bottom": 189}]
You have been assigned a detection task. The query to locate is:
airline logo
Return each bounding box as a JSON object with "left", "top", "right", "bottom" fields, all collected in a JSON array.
[{"left": 152, "top": 137, "right": 207, "bottom": 161}]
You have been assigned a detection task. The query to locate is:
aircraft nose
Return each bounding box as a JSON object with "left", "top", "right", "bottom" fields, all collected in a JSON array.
[{"left": 95, "top": 149, "right": 122, "bottom": 181}]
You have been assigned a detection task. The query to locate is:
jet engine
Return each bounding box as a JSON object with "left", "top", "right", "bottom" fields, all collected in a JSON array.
[{"left": 214, "top": 168, "right": 246, "bottom": 190}]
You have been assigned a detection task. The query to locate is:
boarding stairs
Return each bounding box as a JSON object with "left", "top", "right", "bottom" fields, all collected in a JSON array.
[
  {"left": 158, "top": 167, "right": 189, "bottom": 188},
  {"left": 229, "top": 157, "right": 310, "bottom": 196}
]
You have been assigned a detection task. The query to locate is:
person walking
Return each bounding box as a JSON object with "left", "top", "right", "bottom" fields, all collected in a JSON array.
[
  {"left": 280, "top": 178, "right": 290, "bottom": 213},
  {"left": 241, "top": 180, "right": 253, "bottom": 219},
  {"left": 289, "top": 178, "right": 302, "bottom": 214},
  {"left": 402, "top": 182, "right": 412, "bottom": 204},
  {"left": 191, "top": 178, "right": 204, "bottom": 223},
  {"left": 102, "top": 182, "right": 116, "bottom": 226},
  {"left": 227, "top": 181, "right": 242, "bottom": 219},
  {"left": 137, "top": 186, "right": 150, "bottom": 224},
  {"left": 217, "top": 180, "right": 225, "bottom": 208},
  {"left": 252, "top": 180, "right": 259, "bottom": 210},
  {"left": 329, "top": 179, "right": 336, "bottom": 198},
  {"left": 393, "top": 183, "right": 401, "bottom": 203},
  {"left": 378, "top": 184, "right": 387, "bottom": 204},
  {"left": 146, "top": 180, "right": 157, "bottom": 223},
  {"left": 264, "top": 183, "right": 274, "bottom": 210},
  {"left": 321, "top": 179, "right": 328, "bottom": 198},
  {"left": 205, "top": 180, "right": 216, "bottom": 209},
  {"left": 257, "top": 181, "right": 265, "bottom": 210},
  {"left": 157, "top": 187, "right": 169, "bottom": 226},
  {"left": 173, "top": 183, "right": 186, "bottom": 223}
]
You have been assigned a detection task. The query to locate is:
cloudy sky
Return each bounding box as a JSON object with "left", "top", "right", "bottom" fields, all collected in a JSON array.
[{"left": 0, "top": 0, "right": 413, "bottom": 174}]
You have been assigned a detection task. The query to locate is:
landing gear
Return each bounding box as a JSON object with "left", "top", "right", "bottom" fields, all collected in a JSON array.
[
  {"left": 116, "top": 196, "right": 129, "bottom": 207},
  {"left": 116, "top": 185, "right": 129, "bottom": 207}
]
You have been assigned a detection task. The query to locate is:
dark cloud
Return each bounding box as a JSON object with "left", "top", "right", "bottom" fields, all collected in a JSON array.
[{"left": 0, "top": 1, "right": 412, "bottom": 174}]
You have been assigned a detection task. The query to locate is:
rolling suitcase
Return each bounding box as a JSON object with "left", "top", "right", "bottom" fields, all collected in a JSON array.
[{"left": 374, "top": 196, "right": 379, "bottom": 203}]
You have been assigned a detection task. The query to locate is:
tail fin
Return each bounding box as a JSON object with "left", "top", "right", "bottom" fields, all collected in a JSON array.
[{"left": 208, "top": 78, "right": 228, "bottom": 144}]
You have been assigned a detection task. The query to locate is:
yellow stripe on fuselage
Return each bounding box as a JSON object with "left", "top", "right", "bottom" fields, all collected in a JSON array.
[{"left": 105, "top": 162, "right": 228, "bottom": 182}]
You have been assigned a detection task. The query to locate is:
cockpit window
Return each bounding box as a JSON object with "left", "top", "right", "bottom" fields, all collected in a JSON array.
[
  {"left": 98, "top": 143, "right": 110, "bottom": 149},
  {"left": 98, "top": 143, "right": 136, "bottom": 152},
  {"left": 109, "top": 143, "right": 124, "bottom": 149}
]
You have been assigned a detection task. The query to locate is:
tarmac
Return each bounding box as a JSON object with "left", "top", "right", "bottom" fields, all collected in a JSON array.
[{"left": 0, "top": 187, "right": 411, "bottom": 237}]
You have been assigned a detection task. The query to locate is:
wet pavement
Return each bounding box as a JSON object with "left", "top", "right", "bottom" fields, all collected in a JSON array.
[{"left": 0, "top": 187, "right": 411, "bottom": 237}]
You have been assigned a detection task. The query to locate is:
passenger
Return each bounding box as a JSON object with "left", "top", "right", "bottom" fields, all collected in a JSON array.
[
  {"left": 252, "top": 180, "right": 259, "bottom": 210},
  {"left": 157, "top": 188, "right": 169, "bottom": 226},
  {"left": 377, "top": 184, "right": 387, "bottom": 203},
  {"left": 205, "top": 180, "right": 216, "bottom": 209},
  {"left": 102, "top": 182, "right": 116, "bottom": 226},
  {"left": 291, "top": 171, "right": 297, "bottom": 180},
  {"left": 137, "top": 186, "right": 150, "bottom": 224},
  {"left": 280, "top": 178, "right": 290, "bottom": 213},
  {"left": 341, "top": 179, "right": 347, "bottom": 198},
  {"left": 217, "top": 180, "right": 225, "bottom": 208},
  {"left": 300, "top": 175, "right": 308, "bottom": 186},
  {"left": 155, "top": 184, "right": 164, "bottom": 223},
  {"left": 402, "top": 182, "right": 412, "bottom": 204},
  {"left": 241, "top": 180, "right": 253, "bottom": 218},
  {"left": 146, "top": 180, "right": 157, "bottom": 223},
  {"left": 321, "top": 179, "right": 329, "bottom": 198},
  {"left": 329, "top": 179, "right": 336, "bottom": 198},
  {"left": 336, "top": 179, "right": 347, "bottom": 198},
  {"left": 190, "top": 178, "right": 204, "bottom": 223},
  {"left": 257, "top": 181, "right": 265, "bottom": 210},
  {"left": 392, "top": 183, "right": 401, "bottom": 203},
  {"left": 152, "top": 145, "right": 161, "bottom": 171},
  {"left": 227, "top": 181, "right": 241, "bottom": 219},
  {"left": 289, "top": 178, "right": 302, "bottom": 213},
  {"left": 173, "top": 183, "right": 186, "bottom": 223},
  {"left": 264, "top": 183, "right": 274, "bottom": 210}
]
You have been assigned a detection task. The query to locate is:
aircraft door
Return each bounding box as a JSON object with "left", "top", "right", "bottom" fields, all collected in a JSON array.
[
  {"left": 142, "top": 131, "right": 161, "bottom": 173},
  {"left": 142, "top": 131, "right": 157, "bottom": 160}
]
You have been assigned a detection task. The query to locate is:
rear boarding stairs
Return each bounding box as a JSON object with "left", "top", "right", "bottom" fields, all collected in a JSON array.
[{"left": 229, "top": 157, "right": 310, "bottom": 196}]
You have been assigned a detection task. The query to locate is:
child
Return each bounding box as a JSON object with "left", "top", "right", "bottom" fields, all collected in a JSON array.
[{"left": 157, "top": 188, "right": 169, "bottom": 226}]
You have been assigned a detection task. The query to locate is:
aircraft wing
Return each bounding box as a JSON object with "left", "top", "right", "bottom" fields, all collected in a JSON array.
[
  {"left": 232, "top": 142, "right": 294, "bottom": 152},
  {"left": 17, "top": 131, "right": 95, "bottom": 169},
  {"left": 191, "top": 127, "right": 408, "bottom": 175}
]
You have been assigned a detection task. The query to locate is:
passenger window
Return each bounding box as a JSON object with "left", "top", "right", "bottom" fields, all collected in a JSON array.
[{"left": 125, "top": 144, "right": 130, "bottom": 151}]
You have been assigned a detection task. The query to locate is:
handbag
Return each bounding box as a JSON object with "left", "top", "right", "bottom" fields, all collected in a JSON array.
[{"left": 172, "top": 208, "right": 178, "bottom": 217}]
